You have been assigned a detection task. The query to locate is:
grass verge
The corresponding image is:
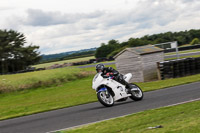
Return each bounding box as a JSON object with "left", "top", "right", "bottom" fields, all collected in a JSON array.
[
  {"left": 0, "top": 73, "right": 200, "bottom": 121},
  {"left": 62, "top": 100, "right": 200, "bottom": 133}
]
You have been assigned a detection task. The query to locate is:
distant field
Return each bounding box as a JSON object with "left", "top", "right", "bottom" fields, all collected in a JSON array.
[{"left": 33, "top": 56, "right": 95, "bottom": 68}]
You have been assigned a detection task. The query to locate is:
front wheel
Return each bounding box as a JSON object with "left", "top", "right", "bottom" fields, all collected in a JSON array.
[
  {"left": 97, "top": 91, "right": 114, "bottom": 107},
  {"left": 129, "top": 84, "right": 143, "bottom": 101}
]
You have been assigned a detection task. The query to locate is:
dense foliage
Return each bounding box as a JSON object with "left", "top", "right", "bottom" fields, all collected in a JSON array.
[
  {"left": 95, "top": 40, "right": 121, "bottom": 58},
  {"left": 0, "top": 29, "right": 41, "bottom": 74},
  {"left": 95, "top": 29, "right": 200, "bottom": 58}
]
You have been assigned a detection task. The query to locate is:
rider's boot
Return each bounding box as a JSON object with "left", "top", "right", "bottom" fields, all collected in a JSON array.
[
  {"left": 124, "top": 82, "right": 132, "bottom": 94},
  {"left": 117, "top": 74, "right": 132, "bottom": 94}
]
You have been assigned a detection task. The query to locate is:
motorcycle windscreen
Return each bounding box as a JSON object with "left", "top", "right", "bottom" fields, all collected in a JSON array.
[{"left": 123, "top": 73, "right": 132, "bottom": 82}]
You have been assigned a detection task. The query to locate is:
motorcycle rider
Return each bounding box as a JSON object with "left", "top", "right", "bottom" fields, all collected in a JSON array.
[{"left": 95, "top": 63, "right": 131, "bottom": 93}]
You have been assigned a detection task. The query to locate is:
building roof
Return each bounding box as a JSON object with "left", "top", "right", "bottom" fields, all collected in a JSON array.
[{"left": 114, "top": 45, "right": 164, "bottom": 59}]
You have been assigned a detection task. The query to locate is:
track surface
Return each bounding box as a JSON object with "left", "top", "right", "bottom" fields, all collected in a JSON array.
[{"left": 0, "top": 82, "right": 200, "bottom": 133}]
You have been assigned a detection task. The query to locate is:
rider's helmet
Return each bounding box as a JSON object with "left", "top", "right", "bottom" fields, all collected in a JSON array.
[{"left": 96, "top": 63, "right": 105, "bottom": 73}]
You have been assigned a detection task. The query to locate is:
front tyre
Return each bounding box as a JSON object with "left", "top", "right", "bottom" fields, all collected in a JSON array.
[
  {"left": 129, "top": 84, "right": 143, "bottom": 101},
  {"left": 97, "top": 91, "right": 114, "bottom": 107}
]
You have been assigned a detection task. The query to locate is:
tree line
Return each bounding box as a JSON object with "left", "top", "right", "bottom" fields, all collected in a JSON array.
[
  {"left": 95, "top": 29, "right": 200, "bottom": 58},
  {"left": 0, "top": 29, "right": 41, "bottom": 74}
]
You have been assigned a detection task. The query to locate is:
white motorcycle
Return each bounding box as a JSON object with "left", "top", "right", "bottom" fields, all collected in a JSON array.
[{"left": 92, "top": 72, "right": 143, "bottom": 107}]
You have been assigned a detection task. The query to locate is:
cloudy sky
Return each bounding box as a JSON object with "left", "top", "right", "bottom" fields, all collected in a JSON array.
[{"left": 1, "top": 0, "right": 200, "bottom": 55}]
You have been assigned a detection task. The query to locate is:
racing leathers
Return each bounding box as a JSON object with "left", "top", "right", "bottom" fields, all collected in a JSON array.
[{"left": 100, "top": 67, "right": 131, "bottom": 90}]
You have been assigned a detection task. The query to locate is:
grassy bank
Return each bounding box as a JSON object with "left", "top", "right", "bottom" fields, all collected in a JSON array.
[
  {"left": 0, "top": 67, "right": 95, "bottom": 93},
  {"left": 63, "top": 100, "right": 200, "bottom": 133},
  {"left": 0, "top": 63, "right": 115, "bottom": 93},
  {"left": 0, "top": 73, "right": 200, "bottom": 120},
  {"left": 0, "top": 76, "right": 96, "bottom": 120}
]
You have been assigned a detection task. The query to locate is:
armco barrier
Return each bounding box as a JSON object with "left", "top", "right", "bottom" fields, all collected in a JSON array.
[{"left": 157, "top": 57, "right": 200, "bottom": 80}]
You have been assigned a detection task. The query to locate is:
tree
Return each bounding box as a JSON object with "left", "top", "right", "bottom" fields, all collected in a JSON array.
[
  {"left": 95, "top": 40, "right": 120, "bottom": 58},
  {"left": 190, "top": 38, "right": 200, "bottom": 45},
  {"left": 128, "top": 38, "right": 150, "bottom": 47},
  {"left": 95, "top": 43, "right": 112, "bottom": 58},
  {"left": 0, "top": 29, "right": 41, "bottom": 74}
]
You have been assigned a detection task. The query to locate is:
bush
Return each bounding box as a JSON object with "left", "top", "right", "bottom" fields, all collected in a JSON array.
[{"left": 190, "top": 38, "right": 200, "bottom": 45}]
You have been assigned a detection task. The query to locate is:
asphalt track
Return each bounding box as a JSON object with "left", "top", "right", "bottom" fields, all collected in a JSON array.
[{"left": 0, "top": 82, "right": 200, "bottom": 133}]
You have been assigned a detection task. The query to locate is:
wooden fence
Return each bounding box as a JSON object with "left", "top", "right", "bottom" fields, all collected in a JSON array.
[{"left": 157, "top": 57, "right": 200, "bottom": 80}]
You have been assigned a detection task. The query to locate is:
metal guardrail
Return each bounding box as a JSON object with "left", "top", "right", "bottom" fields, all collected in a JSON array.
[{"left": 157, "top": 57, "right": 200, "bottom": 80}]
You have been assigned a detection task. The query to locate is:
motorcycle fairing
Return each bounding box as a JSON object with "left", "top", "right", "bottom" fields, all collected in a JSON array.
[{"left": 92, "top": 72, "right": 132, "bottom": 101}]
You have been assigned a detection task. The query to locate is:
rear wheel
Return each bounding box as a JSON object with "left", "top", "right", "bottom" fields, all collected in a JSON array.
[
  {"left": 97, "top": 91, "right": 114, "bottom": 107},
  {"left": 129, "top": 84, "right": 143, "bottom": 101}
]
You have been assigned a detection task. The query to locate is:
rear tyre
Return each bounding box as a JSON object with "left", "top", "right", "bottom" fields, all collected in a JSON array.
[
  {"left": 129, "top": 84, "right": 143, "bottom": 101},
  {"left": 97, "top": 91, "right": 114, "bottom": 107}
]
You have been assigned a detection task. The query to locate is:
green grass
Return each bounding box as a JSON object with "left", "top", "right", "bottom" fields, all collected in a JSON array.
[
  {"left": 63, "top": 100, "right": 200, "bottom": 133},
  {"left": 0, "top": 67, "right": 95, "bottom": 93},
  {"left": 0, "top": 76, "right": 96, "bottom": 120},
  {"left": 33, "top": 56, "right": 95, "bottom": 68},
  {"left": 0, "top": 73, "right": 200, "bottom": 121},
  {"left": 0, "top": 64, "right": 115, "bottom": 93},
  {"left": 165, "top": 49, "right": 200, "bottom": 56}
]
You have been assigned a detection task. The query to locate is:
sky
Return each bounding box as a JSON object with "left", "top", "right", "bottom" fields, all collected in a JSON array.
[{"left": 1, "top": 0, "right": 200, "bottom": 55}]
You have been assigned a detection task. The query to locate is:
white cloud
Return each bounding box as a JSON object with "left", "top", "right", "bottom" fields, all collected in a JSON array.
[{"left": 0, "top": 0, "right": 200, "bottom": 54}]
